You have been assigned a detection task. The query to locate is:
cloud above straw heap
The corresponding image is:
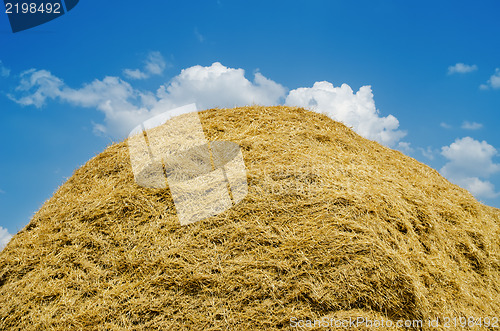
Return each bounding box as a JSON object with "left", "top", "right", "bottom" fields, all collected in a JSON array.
[
  {"left": 418, "top": 146, "right": 437, "bottom": 160},
  {"left": 480, "top": 68, "right": 500, "bottom": 90},
  {"left": 461, "top": 121, "right": 483, "bottom": 130},
  {"left": 0, "top": 60, "right": 10, "bottom": 78},
  {"left": 9, "top": 69, "right": 155, "bottom": 136},
  {"left": 440, "top": 137, "right": 500, "bottom": 199},
  {"left": 440, "top": 122, "right": 452, "bottom": 129},
  {"left": 0, "top": 226, "right": 12, "bottom": 251},
  {"left": 447, "top": 63, "right": 477, "bottom": 75},
  {"left": 155, "top": 62, "right": 287, "bottom": 110},
  {"left": 8, "top": 57, "right": 405, "bottom": 146},
  {"left": 123, "top": 51, "right": 167, "bottom": 80},
  {"left": 285, "top": 81, "right": 406, "bottom": 146},
  {"left": 8, "top": 62, "right": 287, "bottom": 137}
]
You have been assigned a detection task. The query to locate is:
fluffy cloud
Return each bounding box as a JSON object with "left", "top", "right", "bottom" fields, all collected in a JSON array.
[
  {"left": 285, "top": 82, "right": 406, "bottom": 146},
  {"left": 447, "top": 63, "right": 477, "bottom": 75},
  {"left": 418, "top": 146, "right": 437, "bottom": 160},
  {"left": 480, "top": 68, "right": 500, "bottom": 90},
  {"left": 0, "top": 60, "right": 10, "bottom": 78},
  {"left": 10, "top": 62, "right": 287, "bottom": 137},
  {"left": 11, "top": 69, "right": 64, "bottom": 107},
  {"left": 455, "top": 177, "right": 499, "bottom": 199},
  {"left": 123, "top": 51, "right": 167, "bottom": 80},
  {"left": 9, "top": 69, "right": 154, "bottom": 136},
  {"left": 397, "top": 142, "right": 413, "bottom": 154},
  {"left": 0, "top": 226, "right": 12, "bottom": 251},
  {"left": 440, "top": 137, "right": 500, "bottom": 199},
  {"left": 194, "top": 27, "right": 205, "bottom": 43},
  {"left": 155, "top": 62, "right": 287, "bottom": 111},
  {"left": 8, "top": 59, "right": 404, "bottom": 146},
  {"left": 440, "top": 122, "right": 452, "bottom": 129},
  {"left": 461, "top": 121, "right": 483, "bottom": 130}
]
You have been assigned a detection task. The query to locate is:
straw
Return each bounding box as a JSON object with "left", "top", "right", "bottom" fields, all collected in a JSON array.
[{"left": 1, "top": 106, "right": 498, "bottom": 330}]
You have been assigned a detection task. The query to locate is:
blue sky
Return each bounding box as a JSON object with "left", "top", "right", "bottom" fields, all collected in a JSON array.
[{"left": 1, "top": 0, "right": 500, "bottom": 246}]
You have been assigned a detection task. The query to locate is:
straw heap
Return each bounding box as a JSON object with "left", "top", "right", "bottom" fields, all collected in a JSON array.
[{"left": 1, "top": 106, "right": 499, "bottom": 330}]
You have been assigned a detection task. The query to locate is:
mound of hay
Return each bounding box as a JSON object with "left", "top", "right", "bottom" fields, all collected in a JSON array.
[{"left": 1, "top": 106, "right": 499, "bottom": 330}]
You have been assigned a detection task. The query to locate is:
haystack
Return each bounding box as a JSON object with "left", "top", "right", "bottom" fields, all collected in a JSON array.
[{"left": 1, "top": 106, "right": 499, "bottom": 330}]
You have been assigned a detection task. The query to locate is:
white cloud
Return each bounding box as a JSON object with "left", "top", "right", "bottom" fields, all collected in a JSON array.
[
  {"left": 11, "top": 69, "right": 64, "bottom": 107},
  {"left": 440, "top": 122, "right": 452, "bottom": 129},
  {"left": 156, "top": 62, "right": 287, "bottom": 111},
  {"left": 461, "top": 121, "right": 483, "bottom": 130},
  {"left": 10, "top": 62, "right": 286, "bottom": 137},
  {"left": 480, "top": 68, "right": 500, "bottom": 90},
  {"left": 418, "top": 146, "right": 437, "bottom": 160},
  {"left": 8, "top": 59, "right": 403, "bottom": 147},
  {"left": 194, "top": 27, "right": 205, "bottom": 42},
  {"left": 397, "top": 142, "right": 413, "bottom": 154},
  {"left": 441, "top": 137, "right": 500, "bottom": 177},
  {"left": 454, "top": 177, "right": 499, "bottom": 199},
  {"left": 10, "top": 69, "right": 155, "bottom": 136},
  {"left": 122, "top": 69, "right": 148, "bottom": 80},
  {"left": 285, "top": 82, "right": 405, "bottom": 146},
  {"left": 0, "top": 226, "right": 12, "bottom": 251},
  {"left": 123, "top": 51, "right": 167, "bottom": 80},
  {"left": 447, "top": 63, "right": 478, "bottom": 75},
  {"left": 440, "top": 137, "right": 500, "bottom": 199},
  {"left": 0, "top": 60, "right": 10, "bottom": 77}
]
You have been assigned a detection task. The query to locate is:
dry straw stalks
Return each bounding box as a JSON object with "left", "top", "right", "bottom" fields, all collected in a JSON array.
[{"left": 1, "top": 106, "right": 499, "bottom": 330}]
